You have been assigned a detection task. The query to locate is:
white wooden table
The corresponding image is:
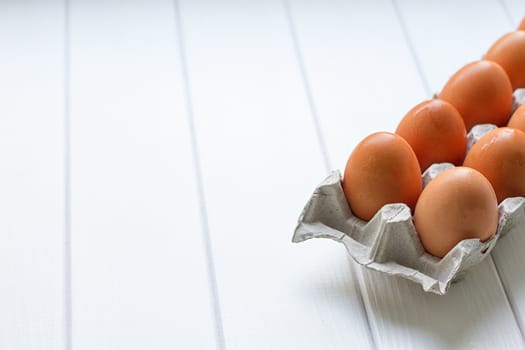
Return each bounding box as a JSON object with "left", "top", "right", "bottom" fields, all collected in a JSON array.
[{"left": 2, "top": 0, "right": 525, "bottom": 349}]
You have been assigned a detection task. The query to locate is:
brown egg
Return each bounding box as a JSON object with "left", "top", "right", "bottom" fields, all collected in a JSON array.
[
  {"left": 414, "top": 167, "right": 498, "bottom": 258},
  {"left": 395, "top": 99, "right": 467, "bottom": 171},
  {"left": 343, "top": 132, "right": 422, "bottom": 221},
  {"left": 485, "top": 31, "right": 525, "bottom": 90},
  {"left": 507, "top": 104, "right": 525, "bottom": 132},
  {"left": 439, "top": 60, "right": 513, "bottom": 130},
  {"left": 464, "top": 127, "right": 525, "bottom": 202}
]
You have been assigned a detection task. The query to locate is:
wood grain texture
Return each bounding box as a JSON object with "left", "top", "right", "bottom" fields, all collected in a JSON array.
[
  {"left": 0, "top": 1, "right": 66, "bottom": 349},
  {"left": 491, "top": 0, "right": 525, "bottom": 339},
  {"left": 178, "top": 0, "right": 374, "bottom": 349},
  {"left": 492, "top": 224, "right": 525, "bottom": 340},
  {"left": 501, "top": 0, "right": 525, "bottom": 26},
  {"left": 288, "top": 0, "right": 427, "bottom": 170},
  {"left": 395, "top": 0, "right": 512, "bottom": 95},
  {"left": 3, "top": 1, "right": 525, "bottom": 348},
  {"left": 289, "top": 0, "right": 525, "bottom": 348},
  {"left": 397, "top": 0, "right": 525, "bottom": 345},
  {"left": 69, "top": 1, "right": 217, "bottom": 348}
]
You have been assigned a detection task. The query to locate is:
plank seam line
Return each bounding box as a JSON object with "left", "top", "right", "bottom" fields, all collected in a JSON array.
[
  {"left": 393, "top": 0, "right": 525, "bottom": 344},
  {"left": 391, "top": 0, "right": 432, "bottom": 97},
  {"left": 282, "top": 1, "right": 376, "bottom": 349},
  {"left": 282, "top": 0, "right": 331, "bottom": 174},
  {"left": 64, "top": 0, "right": 73, "bottom": 348},
  {"left": 491, "top": 3, "right": 525, "bottom": 343},
  {"left": 348, "top": 259, "right": 378, "bottom": 350},
  {"left": 489, "top": 257, "right": 525, "bottom": 343},
  {"left": 172, "top": 1, "right": 226, "bottom": 349},
  {"left": 497, "top": 0, "right": 516, "bottom": 28}
]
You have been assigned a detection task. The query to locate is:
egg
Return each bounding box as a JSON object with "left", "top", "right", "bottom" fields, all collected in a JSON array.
[
  {"left": 342, "top": 132, "right": 422, "bottom": 221},
  {"left": 520, "top": 17, "right": 525, "bottom": 30},
  {"left": 395, "top": 99, "right": 467, "bottom": 171},
  {"left": 439, "top": 60, "right": 513, "bottom": 130},
  {"left": 485, "top": 31, "right": 525, "bottom": 90},
  {"left": 507, "top": 104, "right": 525, "bottom": 131},
  {"left": 464, "top": 127, "right": 525, "bottom": 202},
  {"left": 414, "top": 167, "right": 498, "bottom": 258}
]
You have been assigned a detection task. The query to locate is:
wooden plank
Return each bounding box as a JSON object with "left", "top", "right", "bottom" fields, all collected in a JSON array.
[
  {"left": 178, "top": 0, "right": 374, "bottom": 349},
  {"left": 0, "top": 1, "right": 66, "bottom": 349},
  {"left": 475, "top": 0, "right": 525, "bottom": 336},
  {"left": 395, "top": 0, "right": 511, "bottom": 95},
  {"left": 496, "top": 0, "right": 525, "bottom": 335},
  {"left": 288, "top": 0, "right": 525, "bottom": 348},
  {"left": 396, "top": 0, "right": 525, "bottom": 341},
  {"left": 487, "top": 225, "right": 525, "bottom": 338},
  {"left": 69, "top": 1, "right": 218, "bottom": 348},
  {"left": 289, "top": 0, "right": 428, "bottom": 168},
  {"left": 501, "top": 0, "right": 525, "bottom": 27}
]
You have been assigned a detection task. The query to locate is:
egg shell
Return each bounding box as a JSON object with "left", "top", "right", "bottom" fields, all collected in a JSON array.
[
  {"left": 395, "top": 99, "right": 467, "bottom": 171},
  {"left": 464, "top": 127, "right": 525, "bottom": 203},
  {"left": 342, "top": 132, "right": 422, "bottom": 221},
  {"left": 508, "top": 104, "right": 525, "bottom": 132},
  {"left": 439, "top": 60, "right": 513, "bottom": 130},
  {"left": 485, "top": 31, "right": 525, "bottom": 90},
  {"left": 414, "top": 167, "right": 499, "bottom": 258}
]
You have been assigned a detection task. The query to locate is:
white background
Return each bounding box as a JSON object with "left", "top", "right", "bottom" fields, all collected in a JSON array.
[{"left": 1, "top": 0, "right": 525, "bottom": 349}]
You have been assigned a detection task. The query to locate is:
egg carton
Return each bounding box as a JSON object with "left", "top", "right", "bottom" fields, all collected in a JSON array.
[
  {"left": 513, "top": 88, "right": 525, "bottom": 111},
  {"left": 292, "top": 89, "right": 525, "bottom": 295}
]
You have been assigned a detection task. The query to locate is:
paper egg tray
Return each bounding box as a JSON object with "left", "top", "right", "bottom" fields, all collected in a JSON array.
[{"left": 292, "top": 90, "right": 525, "bottom": 295}]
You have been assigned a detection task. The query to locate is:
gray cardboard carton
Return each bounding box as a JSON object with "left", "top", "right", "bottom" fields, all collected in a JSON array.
[{"left": 293, "top": 90, "right": 525, "bottom": 295}]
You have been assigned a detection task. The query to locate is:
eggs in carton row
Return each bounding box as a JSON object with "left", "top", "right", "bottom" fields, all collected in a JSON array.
[{"left": 292, "top": 90, "right": 525, "bottom": 295}]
